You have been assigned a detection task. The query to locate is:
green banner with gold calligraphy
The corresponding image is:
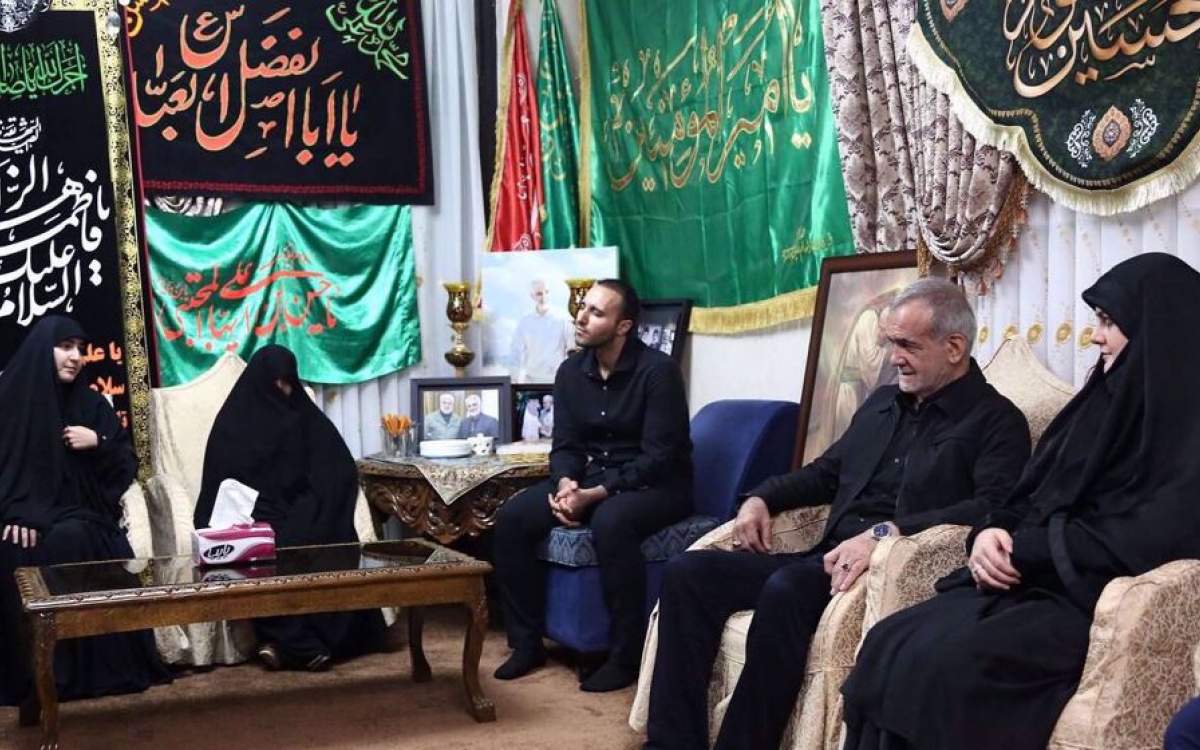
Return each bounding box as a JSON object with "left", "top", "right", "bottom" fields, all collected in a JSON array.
[
  {"left": 145, "top": 204, "right": 420, "bottom": 386},
  {"left": 581, "top": 0, "right": 853, "bottom": 333},
  {"left": 910, "top": 0, "right": 1200, "bottom": 215}
]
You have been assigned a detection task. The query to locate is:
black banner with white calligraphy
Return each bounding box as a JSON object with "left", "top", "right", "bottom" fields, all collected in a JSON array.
[
  {"left": 0, "top": 9, "right": 137, "bottom": 429},
  {"left": 124, "top": 0, "right": 433, "bottom": 204}
]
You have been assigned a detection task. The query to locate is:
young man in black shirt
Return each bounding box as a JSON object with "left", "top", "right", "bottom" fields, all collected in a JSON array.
[
  {"left": 492, "top": 279, "right": 692, "bottom": 693},
  {"left": 642, "top": 278, "right": 1032, "bottom": 750}
]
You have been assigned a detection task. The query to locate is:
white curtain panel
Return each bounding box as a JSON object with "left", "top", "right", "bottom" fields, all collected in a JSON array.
[
  {"left": 972, "top": 181, "right": 1200, "bottom": 389},
  {"left": 312, "top": 0, "right": 486, "bottom": 458}
]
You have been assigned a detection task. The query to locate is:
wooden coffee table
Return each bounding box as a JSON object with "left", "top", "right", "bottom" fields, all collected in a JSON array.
[{"left": 13, "top": 539, "right": 494, "bottom": 750}]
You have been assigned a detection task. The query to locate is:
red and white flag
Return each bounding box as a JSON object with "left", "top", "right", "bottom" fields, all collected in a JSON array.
[{"left": 486, "top": 0, "right": 544, "bottom": 251}]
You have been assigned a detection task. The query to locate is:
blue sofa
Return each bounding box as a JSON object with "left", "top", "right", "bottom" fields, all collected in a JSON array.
[{"left": 535, "top": 399, "right": 801, "bottom": 653}]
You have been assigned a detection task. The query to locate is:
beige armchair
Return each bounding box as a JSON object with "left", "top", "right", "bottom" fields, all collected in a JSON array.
[
  {"left": 144, "top": 352, "right": 381, "bottom": 666},
  {"left": 629, "top": 337, "right": 1075, "bottom": 749}
]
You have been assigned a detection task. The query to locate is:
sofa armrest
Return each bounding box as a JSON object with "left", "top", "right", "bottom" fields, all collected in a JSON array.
[
  {"left": 120, "top": 482, "right": 154, "bottom": 560},
  {"left": 1049, "top": 559, "right": 1200, "bottom": 750},
  {"left": 689, "top": 505, "right": 831, "bottom": 553},
  {"left": 145, "top": 473, "right": 196, "bottom": 557},
  {"left": 861, "top": 524, "right": 970, "bottom": 633}
]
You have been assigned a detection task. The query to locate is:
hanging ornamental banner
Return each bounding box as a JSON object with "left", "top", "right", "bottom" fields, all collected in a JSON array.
[
  {"left": 0, "top": 1, "right": 154, "bottom": 464},
  {"left": 910, "top": 0, "right": 1200, "bottom": 215},
  {"left": 145, "top": 203, "right": 421, "bottom": 387},
  {"left": 124, "top": 0, "right": 433, "bottom": 204},
  {"left": 581, "top": 0, "right": 854, "bottom": 334}
]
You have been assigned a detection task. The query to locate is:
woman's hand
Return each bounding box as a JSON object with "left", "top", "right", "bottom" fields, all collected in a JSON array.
[
  {"left": 62, "top": 425, "right": 99, "bottom": 450},
  {"left": 969, "top": 528, "right": 1021, "bottom": 591},
  {"left": 2, "top": 525, "right": 38, "bottom": 548}
]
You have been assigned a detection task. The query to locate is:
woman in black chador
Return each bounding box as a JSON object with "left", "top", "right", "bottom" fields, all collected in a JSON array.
[
  {"left": 841, "top": 253, "right": 1200, "bottom": 750},
  {"left": 0, "top": 316, "right": 169, "bottom": 706},
  {"left": 195, "top": 345, "right": 385, "bottom": 671}
]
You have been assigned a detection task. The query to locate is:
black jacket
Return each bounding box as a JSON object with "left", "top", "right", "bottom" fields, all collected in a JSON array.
[{"left": 749, "top": 360, "right": 1030, "bottom": 544}]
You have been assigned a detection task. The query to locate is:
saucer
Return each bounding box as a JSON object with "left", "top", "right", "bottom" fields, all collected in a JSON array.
[{"left": 419, "top": 439, "right": 473, "bottom": 459}]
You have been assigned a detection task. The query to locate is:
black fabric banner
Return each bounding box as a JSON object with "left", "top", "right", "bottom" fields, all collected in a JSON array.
[
  {"left": 124, "top": 0, "right": 434, "bottom": 204},
  {"left": 0, "top": 10, "right": 136, "bottom": 430}
]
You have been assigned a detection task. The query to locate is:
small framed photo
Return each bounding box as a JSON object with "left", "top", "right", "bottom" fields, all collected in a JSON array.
[
  {"left": 637, "top": 299, "right": 693, "bottom": 362},
  {"left": 410, "top": 376, "right": 512, "bottom": 443},
  {"left": 511, "top": 383, "right": 554, "bottom": 442},
  {"left": 795, "top": 251, "right": 919, "bottom": 467}
]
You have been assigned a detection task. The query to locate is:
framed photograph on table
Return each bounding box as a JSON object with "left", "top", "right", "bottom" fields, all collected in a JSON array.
[
  {"left": 510, "top": 383, "right": 554, "bottom": 442},
  {"left": 637, "top": 299, "right": 693, "bottom": 363},
  {"left": 411, "top": 376, "right": 512, "bottom": 443},
  {"left": 795, "top": 251, "right": 920, "bottom": 467}
]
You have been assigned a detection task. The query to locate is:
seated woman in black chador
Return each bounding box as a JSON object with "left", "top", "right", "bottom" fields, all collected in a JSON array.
[
  {"left": 841, "top": 252, "right": 1200, "bottom": 750},
  {"left": 195, "top": 345, "right": 385, "bottom": 671},
  {"left": 0, "top": 316, "right": 170, "bottom": 706}
]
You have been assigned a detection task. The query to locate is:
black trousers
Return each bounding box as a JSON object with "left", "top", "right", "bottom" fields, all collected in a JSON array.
[
  {"left": 492, "top": 477, "right": 690, "bottom": 669},
  {"left": 645, "top": 548, "right": 833, "bottom": 750}
]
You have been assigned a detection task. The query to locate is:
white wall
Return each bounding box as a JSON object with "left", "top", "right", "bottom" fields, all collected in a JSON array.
[{"left": 499, "top": 0, "right": 814, "bottom": 414}]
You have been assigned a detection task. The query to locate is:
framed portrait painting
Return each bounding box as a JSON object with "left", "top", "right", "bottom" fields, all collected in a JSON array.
[
  {"left": 510, "top": 383, "right": 554, "bottom": 442},
  {"left": 795, "top": 251, "right": 920, "bottom": 467},
  {"left": 636, "top": 299, "right": 693, "bottom": 363},
  {"left": 410, "top": 376, "right": 512, "bottom": 443}
]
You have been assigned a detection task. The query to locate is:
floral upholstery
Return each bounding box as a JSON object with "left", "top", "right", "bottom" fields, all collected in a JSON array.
[
  {"left": 537, "top": 515, "right": 721, "bottom": 568},
  {"left": 144, "top": 352, "right": 381, "bottom": 666},
  {"left": 1048, "top": 560, "right": 1200, "bottom": 750}
]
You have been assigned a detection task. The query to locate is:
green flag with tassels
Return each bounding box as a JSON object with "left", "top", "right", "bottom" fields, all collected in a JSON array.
[{"left": 536, "top": 0, "right": 581, "bottom": 249}]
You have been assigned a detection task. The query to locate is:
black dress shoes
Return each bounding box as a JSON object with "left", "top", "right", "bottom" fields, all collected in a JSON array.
[
  {"left": 493, "top": 648, "right": 547, "bottom": 680},
  {"left": 579, "top": 658, "right": 638, "bottom": 692}
]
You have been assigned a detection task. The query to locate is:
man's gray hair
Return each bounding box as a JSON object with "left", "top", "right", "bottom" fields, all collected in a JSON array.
[{"left": 887, "top": 278, "right": 976, "bottom": 354}]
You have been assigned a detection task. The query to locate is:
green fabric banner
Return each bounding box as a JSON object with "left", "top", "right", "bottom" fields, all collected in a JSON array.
[
  {"left": 582, "top": 0, "right": 854, "bottom": 332},
  {"left": 146, "top": 204, "right": 421, "bottom": 386},
  {"left": 537, "top": 0, "right": 581, "bottom": 249}
]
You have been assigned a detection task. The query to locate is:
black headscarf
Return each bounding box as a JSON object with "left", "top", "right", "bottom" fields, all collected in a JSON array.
[
  {"left": 0, "top": 316, "right": 134, "bottom": 530},
  {"left": 194, "top": 346, "right": 360, "bottom": 546},
  {"left": 994, "top": 253, "right": 1200, "bottom": 608}
]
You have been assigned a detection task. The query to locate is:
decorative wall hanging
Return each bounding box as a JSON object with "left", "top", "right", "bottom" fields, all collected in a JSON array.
[
  {"left": 909, "top": 0, "right": 1200, "bottom": 215},
  {"left": 580, "top": 0, "right": 854, "bottom": 333},
  {"left": 124, "top": 0, "right": 433, "bottom": 204},
  {"left": 145, "top": 203, "right": 421, "bottom": 386},
  {"left": 0, "top": 0, "right": 153, "bottom": 467}
]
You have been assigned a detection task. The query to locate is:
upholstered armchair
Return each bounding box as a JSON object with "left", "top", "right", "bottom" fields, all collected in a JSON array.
[
  {"left": 143, "top": 352, "right": 380, "bottom": 666},
  {"left": 630, "top": 337, "right": 1075, "bottom": 749}
]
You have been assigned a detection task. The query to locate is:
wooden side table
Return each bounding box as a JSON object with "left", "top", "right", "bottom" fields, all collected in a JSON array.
[{"left": 358, "top": 456, "right": 549, "bottom": 544}]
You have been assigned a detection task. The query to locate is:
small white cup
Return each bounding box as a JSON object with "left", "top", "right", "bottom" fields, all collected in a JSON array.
[{"left": 468, "top": 433, "right": 494, "bottom": 456}]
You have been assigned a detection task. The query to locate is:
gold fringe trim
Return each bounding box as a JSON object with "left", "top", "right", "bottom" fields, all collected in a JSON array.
[
  {"left": 578, "top": 0, "right": 593, "bottom": 243},
  {"left": 484, "top": 0, "right": 523, "bottom": 250},
  {"left": 690, "top": 287, "right": 819, "bottom": 335},
  {"left": 908, "top": 26, "right": 1200, "bottom": 217}
]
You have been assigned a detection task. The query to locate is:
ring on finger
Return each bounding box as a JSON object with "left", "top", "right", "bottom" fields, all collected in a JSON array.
[
  {"left": 840, "top": 562, "right": 851, "bottom": 571},
  {"left": 731, "top": 539, "right": 742, "bottom": 547}
]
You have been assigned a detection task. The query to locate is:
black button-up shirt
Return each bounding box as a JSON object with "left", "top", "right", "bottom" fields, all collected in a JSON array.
[
  {"left": 550, "top": 337, "right": 692, "bottom": 494},
  {"left": 750, "top": 359, "right": 1031, "bottom": 545}
]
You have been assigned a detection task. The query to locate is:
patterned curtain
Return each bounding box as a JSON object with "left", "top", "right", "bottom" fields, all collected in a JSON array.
[{"left": 821, "top": 0, "right": 1030, "bottom": 289}]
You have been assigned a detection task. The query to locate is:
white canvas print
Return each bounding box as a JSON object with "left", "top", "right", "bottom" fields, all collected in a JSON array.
[{"left": 481, "top": 247, "right": 618, "bottom": 381}]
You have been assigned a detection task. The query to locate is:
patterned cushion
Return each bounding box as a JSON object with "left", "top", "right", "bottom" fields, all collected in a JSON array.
[
  {"left": 538, "top": 515, "right": 720, "bottom": 568},
  {"left": 980, "top": 337, "right": 1075, "bottom": 445}
]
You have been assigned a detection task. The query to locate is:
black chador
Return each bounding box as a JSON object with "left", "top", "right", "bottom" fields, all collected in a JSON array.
[
  {"left": 196, "top": 345, "right": 385, "bottom": 670},
  {"left": 0, "top": 316, "right": 169, "bottom": 705}
]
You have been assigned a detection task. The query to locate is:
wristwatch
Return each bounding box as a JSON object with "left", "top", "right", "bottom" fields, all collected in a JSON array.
[{"left": 870, "top": 522, "right": 893, "bottom": 541}]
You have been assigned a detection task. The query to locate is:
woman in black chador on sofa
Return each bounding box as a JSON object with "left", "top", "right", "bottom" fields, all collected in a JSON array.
[
  {"left": 841, "top": 252, "right": 1200, "bottom": 750},
  {"left": 195, "top": 345, "right": 385, "bottom": 671},
  {"left": 0, "top": 316, "right": 169, "bottom": 706}
]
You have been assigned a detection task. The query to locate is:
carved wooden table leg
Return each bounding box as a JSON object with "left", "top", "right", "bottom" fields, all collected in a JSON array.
[
  {"left": 32, "top": 612, "right": 59, "bottom": 750},
  {"left": 462, "top": 579, "right": 495, "bottom": 722},
  {"left": 407, "top": 607, "right": 432, "bottom": 683}
]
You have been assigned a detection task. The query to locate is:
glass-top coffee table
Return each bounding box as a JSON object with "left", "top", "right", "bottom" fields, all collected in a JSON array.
[{"left": 13, "top": 539, "right": 494, "bottom": 749}]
